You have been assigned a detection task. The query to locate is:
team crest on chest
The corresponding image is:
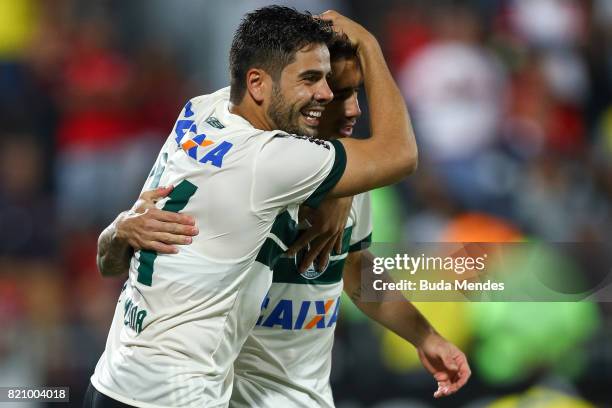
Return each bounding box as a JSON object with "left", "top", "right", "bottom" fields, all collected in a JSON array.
[{"left": 295, "top": 245, "right": 329, "bottom": 280}]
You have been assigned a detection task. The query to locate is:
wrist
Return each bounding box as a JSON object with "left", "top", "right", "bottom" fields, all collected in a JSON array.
[
  {"left": 357, "top": 33, "right": 380, "bottom": 55},
  {"left": 413, "top": 326, "right": 438, "bottom": 349},
  {"left": 112, "top": 211, "right": 132, "bottom": 244}
]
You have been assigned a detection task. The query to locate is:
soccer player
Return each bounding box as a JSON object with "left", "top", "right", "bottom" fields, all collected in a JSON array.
[
  {"left": 88, "top": 8, "right": 418, "bottom": 408},
  {"left": 105, "top": 18, "right": 470, "bottom": 408},
  {"left": 231, "top": 38, "right": 469, "bottom": 407},
  {"left": 232, "top": 19, "right": 470, "bottom": 405}
]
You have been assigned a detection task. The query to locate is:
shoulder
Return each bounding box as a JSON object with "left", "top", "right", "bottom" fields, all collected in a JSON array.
[
  {"left": 261, "top": 133, "right": 343, "bottom": 160},
  {"left": 190, "top": 87, "right": 231, "bottom": 107},
  {"left": 276, "top": 134, "right": 333, "bottom": 150}
]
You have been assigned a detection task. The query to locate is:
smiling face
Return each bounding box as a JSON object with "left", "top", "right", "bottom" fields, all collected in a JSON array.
[
  {"left": 317, "top": 57, "right": 363, "bottom": 140},
  {"left": 266, "top": 43, "right": 334, "bottom": 137}
]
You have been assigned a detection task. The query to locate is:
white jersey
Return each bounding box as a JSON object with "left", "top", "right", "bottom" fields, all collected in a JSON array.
[
  {"left": 91, "top": 87, "right": 347, "bottom": 408},
  {"left": 231, "top": 193, "right": 372, "bottom": 408}
]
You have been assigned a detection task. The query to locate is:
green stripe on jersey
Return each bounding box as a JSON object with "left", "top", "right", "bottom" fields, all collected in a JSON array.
[
  {"left": 349, "top": 233, "right": 372, "bottom": 253},
  {"left": 274, "top": 225, "right": 351, "bottom": 285},
  {"left": 272, "top": 256, "right": 344, "bottom": 285},
  {"left": 137, "top": 180, "right": 198, "bottom": 286},
  {"left": 303, "top": 139, "right": 347, "bottom": 208},
  {"left": 255, "top": 208, "right": 353, "bottom": 285},
  {"left": 255, "top": 210, "right": 299, "bottom": 268}
]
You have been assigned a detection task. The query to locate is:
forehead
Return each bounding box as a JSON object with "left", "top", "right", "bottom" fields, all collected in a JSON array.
[
  {"left": 281, "top": 43, "right": 331, "bottom": 78},
  {"left": 329, "top": 58, "right": 362, "bottom": 90}
]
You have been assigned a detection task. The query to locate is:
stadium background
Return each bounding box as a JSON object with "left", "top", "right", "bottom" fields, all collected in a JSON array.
[{"left": 1, "top": 0, "right": 611, "bottom": 406}]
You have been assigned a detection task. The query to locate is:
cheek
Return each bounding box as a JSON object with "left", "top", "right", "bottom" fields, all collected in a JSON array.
[
  {"left": 292, "top": 85, "right": 312, "bottom": 102},
  {"left": 287, "top": 88, "right": 313, "bottom": 116}
]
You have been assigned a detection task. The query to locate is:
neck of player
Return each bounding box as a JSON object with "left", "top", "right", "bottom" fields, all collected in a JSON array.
[{"left": 229, "top": 101, "right": 275, "bottom": 132}]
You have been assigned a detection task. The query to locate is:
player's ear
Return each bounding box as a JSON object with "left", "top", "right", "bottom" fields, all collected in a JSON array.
[{"left": 245, "top": 68, "right": 269, "bottom": 104}]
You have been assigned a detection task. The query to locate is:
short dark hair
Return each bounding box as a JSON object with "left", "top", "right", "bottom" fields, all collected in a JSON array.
[
  {"left": 328, "top": 33, "right": 357, "bottom": 62},
  {"left": 229, "top": 6, "right": 334, "bottom": 104}
]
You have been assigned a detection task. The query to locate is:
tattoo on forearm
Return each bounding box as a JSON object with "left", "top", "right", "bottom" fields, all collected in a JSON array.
[{"left": 97, "top": 221, "right": 132, "bottom": 277}]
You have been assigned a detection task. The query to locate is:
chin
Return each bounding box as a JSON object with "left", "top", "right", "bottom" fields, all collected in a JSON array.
[{"left": 298, "top": 127, "right": 318, "bottom": 138}]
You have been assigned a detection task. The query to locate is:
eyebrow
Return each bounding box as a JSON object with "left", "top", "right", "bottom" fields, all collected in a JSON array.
[
  {"left": 333, "top": 84, "right": 363, "bottom": 94},
  {"left": 298, "top": 69, "right": 326, "bottom": 79}
]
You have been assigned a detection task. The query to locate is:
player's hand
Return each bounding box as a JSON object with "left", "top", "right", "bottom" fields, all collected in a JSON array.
[
  {"left": 417, "top": 333, "right": 471, "bottom": 398},
  {"left": 287, "top": 197, "right": 353, "bottom": 273},
  {"left": 318, "top": 10, "right": 376, "bottom": 49},
  {"left": 115, "top": 186, "right": 198, "bottom": 254}
]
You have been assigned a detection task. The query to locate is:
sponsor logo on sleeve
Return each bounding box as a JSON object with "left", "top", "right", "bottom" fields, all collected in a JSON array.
[{"left": 174, "top": 101, "right": 233, "bottom": 168}]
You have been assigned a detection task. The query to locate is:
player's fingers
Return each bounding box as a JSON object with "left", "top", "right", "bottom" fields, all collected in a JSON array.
[
  {"left": 318, "top": 10, "right": 337, "bottom": 20},
  {"left": 126, "top": 237, "right": 143, "bottom": 251},
  {"left": 454, "top": 358, "right": 471, "bottom": 389},
  {"left": 141, "top": 185, "right": 174, "bottom": 201},
  {"left": 287, "top": 228, "right": 319, "bottom": 256},
  {"left": 141, "top": 217, "right": 195, "bottom": 238},
  {"left": 134, "top": 200, "right": 159, "bottom": 214},
  {"left": 144, "top": 240, "right": 179, "bottom": 254},
  {"left": 434, "top": 381, "right": 454, "bottom": 398},
  {"left": 151, "top": 232, "right": 193, "bottom": 245},
  {"left": 155, "top": 222, "right": 198, "bottom": 236},
  {"left": 299, "top": 237, "right": 328, "bottom": 272},
  {"left": 152, "top": 185, "right": 174, "bottom": 199},
  {"left": 315, "top": 237, "right": 336, "bottom": 272},
  {"left": 433, "top": 384, "right": 447, "bottom": 399},
  {"left": 433, "top": 370, "right": 450, "bottom": 381},
  {"left": 443, "top": 382, "right": 459, "bottom": 395},
  {"left": 146, "top": 212, "right": 198, "bottom": 235},
  {"left": 319, "top": 10, "right": 342, "bottom": 21},
  {"left": 152, "top": 209, "right": 196, "bottom": 226},
  {"left": 333, "top": 229, "right": 343, "bottom": 253},
  {"left": 438, "top": 381, "right": 451, "bottom": 392},
  {"left": 438, "top": 359, "right": 470, "bottom": 397}
]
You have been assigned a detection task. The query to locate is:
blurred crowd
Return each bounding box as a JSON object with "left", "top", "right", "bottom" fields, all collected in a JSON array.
[{"left": 0, "top": 0, "right": 610, "bottom": 407}]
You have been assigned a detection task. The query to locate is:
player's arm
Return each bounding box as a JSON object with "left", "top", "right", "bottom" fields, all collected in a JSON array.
[
  {"left": 96, "top": 186, "right": 198, "bottom": 277},
  {"left": 254, "top": 13, "right": 414, "bottom": 206},
  {"left": 289, "top": 196, "right": 353, "bottom": 272},
  {"left": 320, "top": 11, "right": 418, "bottom": 198},
  {"left": 97, "top": 212, "right": 134, "bottom": 277},
  {"left": 343, "top": 250, "right": 471, "bottom": 398}
]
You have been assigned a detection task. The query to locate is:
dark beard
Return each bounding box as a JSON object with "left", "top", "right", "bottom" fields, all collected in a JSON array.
[{"left": 267, "top": 83, "right": 316, "bottom": 137}]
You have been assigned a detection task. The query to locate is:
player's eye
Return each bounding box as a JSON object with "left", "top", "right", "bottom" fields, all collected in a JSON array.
[
  {"left": 333, "top": 89, "right": 352, "bottom": 101},
  {"left": 301, "top": 74, "right": 322, "bottom": 84}
]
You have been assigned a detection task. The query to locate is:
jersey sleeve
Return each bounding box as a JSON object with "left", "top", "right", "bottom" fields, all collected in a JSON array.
[
  {"left": 253, "top": 135, "right": 346, "bottom": 212},
  {"left": 349, "top": 192, "right": 373, "bottom": 252}
]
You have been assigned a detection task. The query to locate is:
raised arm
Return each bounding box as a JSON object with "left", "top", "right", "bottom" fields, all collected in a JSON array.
[{"left": 321, "top": 11, "right": 418, "bottom": 198}]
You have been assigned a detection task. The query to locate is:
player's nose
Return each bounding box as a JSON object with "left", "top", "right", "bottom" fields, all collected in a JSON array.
[
  {"left": 345, "top": 93, "right": 361, "bottom": 119},
  {"left": 314, "top": 79, "right": 334, "bottom": 104}
]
